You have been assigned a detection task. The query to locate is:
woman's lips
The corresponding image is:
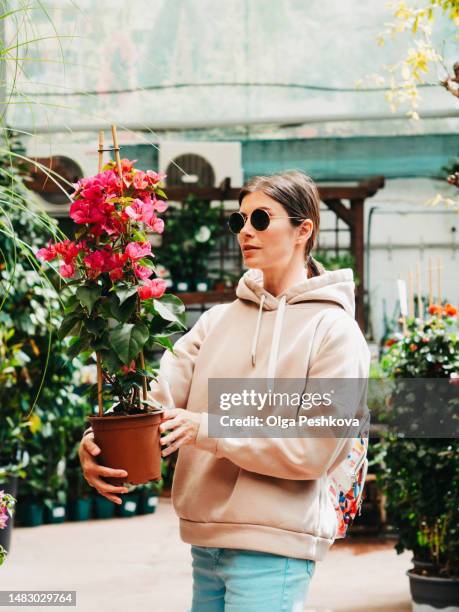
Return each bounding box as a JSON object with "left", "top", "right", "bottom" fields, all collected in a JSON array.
[{"left": 242, "top": 245, "right": 260, "bottom": 253}]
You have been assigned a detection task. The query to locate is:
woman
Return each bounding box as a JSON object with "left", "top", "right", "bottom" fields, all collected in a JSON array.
[{"left": 79, "top": 170, "right": 371, "bottom": 611}]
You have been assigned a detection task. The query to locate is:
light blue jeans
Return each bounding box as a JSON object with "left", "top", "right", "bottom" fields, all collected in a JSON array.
[{"left": 190, "top": 545, "right": 316, "bottom": 612}]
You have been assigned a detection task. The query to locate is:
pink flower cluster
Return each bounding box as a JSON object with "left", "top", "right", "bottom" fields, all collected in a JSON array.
[
  {"left": 0, "top": 491, "right": 10, "bottom": 530},
  {"left": 35, "top": 159, "right": 169, "bottom": 298}
]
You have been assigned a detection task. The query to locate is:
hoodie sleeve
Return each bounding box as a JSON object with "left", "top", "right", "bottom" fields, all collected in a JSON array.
[
  {"left": 194, "top": 313, "right": 371, "bottom": 480},
  {"left": 147, "top": 307, "right": 214, "bottom": 411}
]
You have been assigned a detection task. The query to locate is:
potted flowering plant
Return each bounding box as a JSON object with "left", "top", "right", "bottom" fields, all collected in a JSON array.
[
  {"left": 374, "top": 303, "right": 459, "bottom": 611},
  {"left": 35, "top": 127, "right": 187, "bottom": 488},
  {"left": 0, "top": 490, "right": 16, "bottom": 566}
]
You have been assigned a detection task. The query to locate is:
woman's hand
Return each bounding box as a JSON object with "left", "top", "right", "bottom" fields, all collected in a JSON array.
[
  {"left": 78, "top": 432, "right": 130, "bottom": 505},
  {"left": 159, "top": 409, "right": 201, "bottom": 457}
]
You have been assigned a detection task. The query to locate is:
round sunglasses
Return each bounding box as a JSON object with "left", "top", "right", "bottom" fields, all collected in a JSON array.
[{"left": 228, "top": 208, "right": 305, "bottom": 234}]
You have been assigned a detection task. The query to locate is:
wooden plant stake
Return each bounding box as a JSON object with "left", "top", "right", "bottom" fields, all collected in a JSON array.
[
  {"left": 95, "top": 129, "right": 105, "bottom": 417},
  {"left": 408, "top": 269, "right": 414, "bottom": 320},
  {"left": 415, "top": 260, "right": 423, "bottom": 323},
  {"left": 428, "top": 256, "right": 433, "bottom": 308},
  {"left": 437, "top": 256, "right": 443, "bottom": 319},
  {"left": 110, "top": 124, "right": 148, "bottom": 407}
]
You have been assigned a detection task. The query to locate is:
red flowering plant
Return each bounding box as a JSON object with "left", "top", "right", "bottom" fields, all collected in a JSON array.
[{"left": 35, "top": 158, "right": 187, "bottom": 415}]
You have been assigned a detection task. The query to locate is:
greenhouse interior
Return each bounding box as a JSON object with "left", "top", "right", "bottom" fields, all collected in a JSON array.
[{"left": 0, "top": 1, "right": 458, "bottom": 611}]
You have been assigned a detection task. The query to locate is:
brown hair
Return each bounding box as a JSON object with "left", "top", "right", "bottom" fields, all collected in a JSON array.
[{"left": 238, "top": 170, "right": 325, "bottom": 278}]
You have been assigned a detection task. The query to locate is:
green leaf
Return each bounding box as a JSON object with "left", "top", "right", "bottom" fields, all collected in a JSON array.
[
  {"left": 109, "top": 322, "right": 149, "bottom": 363},
  {"left": 76, "top": 285, "right": 102, "bottom": 315},
  {"left": 153, "top": 294, "right": 186, "bottom": 327},
  {"left": 99, "top": 348, "right": 123, "bottom": 373},
  {"left": 67, "top": 334, "right": 92, "bottom": 359},
  {"left": 155, "top": 189, "right": 167, "bottom": 199},
  {"left": 116, "top": 286, "right": 139, "bottom": 306},
  {"left": 109, "top": 293, "right": 138, "bottom": 322},
  {"left": 58, "top": 314, "right": 82, "bottom": 340},
  {"left": 151, "top": 335, "right": 174, "bottom": 351},
  {"left": 85, "top": 317, "right": 105, "bottom": 336}
]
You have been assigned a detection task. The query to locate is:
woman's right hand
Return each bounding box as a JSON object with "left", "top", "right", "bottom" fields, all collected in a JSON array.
[{"left": 78, "top": 432, "right": 129, "bottom": 505}]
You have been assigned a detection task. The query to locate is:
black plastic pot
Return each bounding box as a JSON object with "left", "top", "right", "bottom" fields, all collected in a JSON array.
[
  {"left": 16, "top": 498, "right": 44, "bottom": 527},
  {"left": 137, "top": 491, "right": 159, "bottom": 515},
  {"left": 93, "top": 494, "right": 115, "bottom": 519},
  {"left": 66, "top": 497, "right": 92, "bottom": 521},
  {"left": 407, "top": 569, "right": 459, "bottom": 610},
  {"left": 0, "top": 476, "right": 18, "bottom": 554},
  {"left": 44, "top": 501, "right": 67, "bottom": 524},
  {"left": 117, "top": 492, "right": 139, "bottom": 518}
]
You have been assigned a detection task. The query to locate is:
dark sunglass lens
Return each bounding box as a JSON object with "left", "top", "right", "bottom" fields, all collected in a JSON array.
[
  {"left": 228, "top": 212, "right": 245, "bottom": 234},
  {"left": 251, "top": 208, "right": 270, "bottom": 231}
]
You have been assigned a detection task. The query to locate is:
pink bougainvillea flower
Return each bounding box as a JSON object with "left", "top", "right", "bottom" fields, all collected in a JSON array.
[
  {"left": 153, "top": 197, "right": 168, "bottom": 213},
  {"left": 132, "top": 171, "right": 149, "bottom": 191},
  {"left": 125, "top": 198, "right": 154, "bottom": 223},
  {"left": 109, "top": 267, "right": 124, "bottom": 282},
  {"left": 71, "top": 169, "right": 120, "bottom": 200},
  {"left": 137, "top": 278, "right": 166, "bottom": 300},
  {"left": 149, "top": 216, "right": 164, "bottom": 233},
  {"left": 84, "top": 250, "right": 107, "bottom": 273},
  {"left": 0, "top": 510, "right": 8, "bottom": 530},
  {"left": 133, "top": 263, "right": 154, "bottom": 280},
  {"left": 145, "top": 170, "right": 166, "bottom": 185},
  {"left": 125, "top": 241, "right": 152, "bottom": 261},
  {"left": 120, "top": 359, "right": 136, "bottom": 374},
  {"left": 69, "top": 200, "right": 106, "bottom": 225},
  {"left": 54, "top": 240, "right": 80, "bottom": 265},
  {"left": 36, "top": 240, "right": 57, "bottom": 262},
  {"left": 60, "top": 263, "right": 76, "bottom": 278}
]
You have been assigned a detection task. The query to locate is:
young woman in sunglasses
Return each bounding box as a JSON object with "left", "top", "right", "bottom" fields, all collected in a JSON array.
[{"left": 79, "top": 170, "right": 371, "bottom": 612}]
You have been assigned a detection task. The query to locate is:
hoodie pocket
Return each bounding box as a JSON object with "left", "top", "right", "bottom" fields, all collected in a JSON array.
[{"left": 317, "top": 475, "right": 338, "bottom": 540}]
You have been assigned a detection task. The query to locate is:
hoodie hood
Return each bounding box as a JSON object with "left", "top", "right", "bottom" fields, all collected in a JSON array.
[{"left": 235, "top": 267, "right": 356, "bottom": 377}]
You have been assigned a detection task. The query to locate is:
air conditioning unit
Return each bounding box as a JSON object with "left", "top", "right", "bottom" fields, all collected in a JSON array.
[
  {"left": 23, "top": 138, "right": 100, "bottom": 217},
  {"left": 159, "top": 141, "right": 243, "bottom": 209}
]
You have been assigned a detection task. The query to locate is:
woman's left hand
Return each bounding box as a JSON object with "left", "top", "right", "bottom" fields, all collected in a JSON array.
[{"left": 159, "top": 409, "right": 201, "bottom": 457}]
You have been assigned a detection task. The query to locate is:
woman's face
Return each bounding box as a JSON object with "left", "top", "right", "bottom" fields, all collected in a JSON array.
[{"left": 237, "top": 191, "right": 312, "bottom": 271}]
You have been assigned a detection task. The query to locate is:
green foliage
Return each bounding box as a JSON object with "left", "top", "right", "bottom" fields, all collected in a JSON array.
[
  {"left": 156, "top": 193, "right": 223, "bottom": 286},
  {"left": 373, "top": 314, "right": 459, "bottom": 577},
  {"left": 0, "top": 134, "right": 90, "bottom": 500},
  {"left": 314, "top": 250, "right": 360, "bottom": 286}
]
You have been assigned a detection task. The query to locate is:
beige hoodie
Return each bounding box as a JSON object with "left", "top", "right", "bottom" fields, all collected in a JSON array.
[{"left": 148, "top": 267, "right": 371, "bottom": 561}]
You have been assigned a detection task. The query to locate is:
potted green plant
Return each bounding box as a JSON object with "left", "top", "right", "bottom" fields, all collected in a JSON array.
[
  {"left": 117, "top": 484, "right": 140, "bottom": 518},
  {"left": 35, "top": 131, "right": 186, "bottom": 488},
  {"left": 374, "top": 304, "right": 459, "bottom": 611},
  {"left": 137, "top": 480, "right": 163, "bottom": 515}
]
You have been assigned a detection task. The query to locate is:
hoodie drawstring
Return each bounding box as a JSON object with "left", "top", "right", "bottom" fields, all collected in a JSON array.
[
  {"left": 251, "top": 294, "right": 287, "bottom": 391},
  {"left": 251, "top": 294, "right": 266, "bottom": 366}
]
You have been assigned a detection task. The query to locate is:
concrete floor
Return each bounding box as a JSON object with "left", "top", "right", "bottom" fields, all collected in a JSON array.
[{"left": 2, "top": 498, "right": 412, "bottom": 612}]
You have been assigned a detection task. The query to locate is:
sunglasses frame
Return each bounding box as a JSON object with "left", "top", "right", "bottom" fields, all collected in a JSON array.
[{"left": 227, "top": 208, "right": 306, "bottom": 234}]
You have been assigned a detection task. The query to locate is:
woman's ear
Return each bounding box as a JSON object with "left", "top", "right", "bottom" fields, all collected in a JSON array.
[{"left": 296, "top": 219, "right": 313, "bottom": 244}]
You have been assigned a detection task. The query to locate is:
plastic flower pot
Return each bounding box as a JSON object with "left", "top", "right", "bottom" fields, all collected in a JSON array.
[
  {"left": 93, "top": 494, "right": 115, "bottom": 519},
  {"left": 88, "top": 410, "right": 164, "bottom": 487},
  {"left": 407, "top": 569, "right": 459, "bottom": 611},
  {"left": 66, "top": 497, "right": 92, "bottom": 521},
  {"left": 44, "top": 501, "right": 67, "bottom": 524},
  {"left": 16, "top": 499, "right": 44, "bottom": 527},
  {"left": 195, "top": 279, "right": 209, "bottom": 292},
  {"left": 117, "top": 492, "right": 140, "bottom": 518},
  {"left": 174, "top": 280, "right": 189, "bottom": 292},
  {"left": 137, "top": 491, "right": 159, "bottom": 515}
]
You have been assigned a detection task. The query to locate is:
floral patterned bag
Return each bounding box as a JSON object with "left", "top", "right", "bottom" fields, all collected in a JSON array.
[{"left": 328, "top": 436, "right": 369, "bottom": 539}]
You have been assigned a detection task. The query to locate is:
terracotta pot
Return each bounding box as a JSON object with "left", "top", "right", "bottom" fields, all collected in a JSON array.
[{"left": 88, "top": 411, "right": 163, "bottom": 486}]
